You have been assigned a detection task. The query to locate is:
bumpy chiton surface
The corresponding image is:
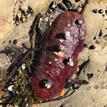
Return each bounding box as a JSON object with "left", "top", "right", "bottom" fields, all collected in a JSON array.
[{"left": 31, "top": 11, "right": 86, "bottom": 101}]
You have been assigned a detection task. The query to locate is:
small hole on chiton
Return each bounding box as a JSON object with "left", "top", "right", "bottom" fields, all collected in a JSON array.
[{"left": 98, "top": 30, "right": 103, "bottom": 37}]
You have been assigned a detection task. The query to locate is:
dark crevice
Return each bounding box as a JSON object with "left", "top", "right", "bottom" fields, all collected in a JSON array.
[
  {"left": 55, "top": 32, "right": 66, "bottom": 40},
  {"left": 47, "top": 45, "right": 62, "bottom": 52}
]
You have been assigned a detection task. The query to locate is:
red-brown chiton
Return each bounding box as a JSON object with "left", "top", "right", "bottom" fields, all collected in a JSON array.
[{"left": 31, "top": 11, "right": 86, "bottom": 101}]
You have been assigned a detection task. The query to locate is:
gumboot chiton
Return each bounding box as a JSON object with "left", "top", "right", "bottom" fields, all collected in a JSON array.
[{"left": 31, "top": 11, "right": 86, "bottom": 101}]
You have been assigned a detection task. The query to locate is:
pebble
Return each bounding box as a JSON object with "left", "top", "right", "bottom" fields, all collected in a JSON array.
[
  {"left": 87, "top": 73, "right": 93, "bottom": 80},
  {"left": 72, "top": 83, "right": 80, "bottom": 89},
  {"left": 105, "top": 10, "right": 107, "bottom": 15},
  {"left": 88, "top": 45, "right": 96, "bottom": 50},
  {"left": 13, "top": 39, "right": 17, "bottom": 45},
  {"left": 99, "top": 30, "right": 103, "bottom": 37},
  {"left": 93, "top": 36, "right": 96, "bottom": 40},
  {"left": 103, "top": 34, "right": 107, "bottom": 41},
  {"left": 94, "top": 85, "right": 98, "bottom": 89},
  {"left": 92, "top": 9, "right": 98, "bottom": 13},
  {"left": 98, "top": 9, "right": 103, "bottom": 14},
  {"left": 58, "top": 3, "right": 68, "bottom": 10}
]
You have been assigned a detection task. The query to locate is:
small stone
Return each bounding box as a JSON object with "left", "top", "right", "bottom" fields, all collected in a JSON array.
[
  {"left": 87, "top": 73, "right": 93, "bottom": 80},
  {"left": 58, "top": 3, "right": 68, "bottom": 10},
  {"left": 63, "top": 0, "right": 72, "bottom": 10},
  {"left": 102, "top": 14, "right": 105, "bottom": 17},
  {"left": 92, "top": 9, "right": 98, "bottom": 13},
  {"left": 48, "top": 61, "right": 52, "bottom": 65},
  {"left": 75, "top": 0, "right": 80, "bottom": 2},
  {"left": 45, "top": 82, "right": 52, "bottom": 89},
  {"left": 9, "top": 40, "right": 11, "bottom": 44},
  {"left": 99, "top": 30, "right": 103, "bottom": 37},
  {"left": 105, "top": 10, "right": 107, "bottom": 15},
  {"left": 73, "top": 83, "right": 80, "bottom": 89},
  {"left": 63, "top": 57, "right": 73, "bottom": 66},
  {"left": 98, "top": 9, "right": 103, "bottom": 14},
  {"left": 60, "top": 104, "right": 64, "bottom": 107},
  {"left": 15, "top": 106, "right": 18, "bottom": 107},
  {"left": 13, "top": 39, "right": 17, "bottom": 45},
  {"left": 88, "top": 45, "right": 96, "bottom": 50},
  {"left": 94, "top": 85, "right": 98, "bottom": 89},
  {"left": 93, "top": 36, "right": 96, "bottom": 40},
  {"left": 68, "top": 24, "right": 70, "bottom": 27},
  {"left": 65, "top": 31, "right": 71, "bottom": 39}
]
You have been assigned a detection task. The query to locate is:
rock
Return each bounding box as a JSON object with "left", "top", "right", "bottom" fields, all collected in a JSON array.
[
  {"left": 0, "top": 0, "right": 52, "bottom": 50},
  {"left": 30, "top": 0, "right": 52, "bottom": 14},
  {"left": 0, "top": 0, "right": 15, "bottom": 46},
  {"left": 83, "top": 1, "right": 107, "bottom": 43}
]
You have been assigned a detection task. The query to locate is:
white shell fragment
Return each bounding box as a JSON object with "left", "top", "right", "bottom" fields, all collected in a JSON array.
[
  {"left": 45, "top": 82, "right": 52, "bottom": 89},
  {"left": 21, "top": 64, "right": 26, "bottom": 70},
  {"left": 8, "top": 85, "right": 14, "bottom": 91},
  {"left": 68, "top": 58, "right": 74, "bottom": 66}
]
